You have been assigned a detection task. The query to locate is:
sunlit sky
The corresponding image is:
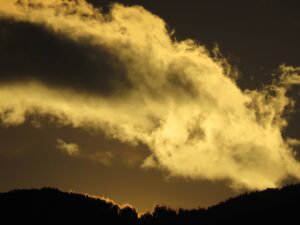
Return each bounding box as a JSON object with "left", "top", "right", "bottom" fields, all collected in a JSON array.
[{"left": 0, "top": 0, "right": 300, "bottom": 212}]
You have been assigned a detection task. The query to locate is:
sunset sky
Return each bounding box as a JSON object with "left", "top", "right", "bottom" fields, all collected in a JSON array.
[{"left": 0, "top": 0, "right": 300, "bottom": 212}]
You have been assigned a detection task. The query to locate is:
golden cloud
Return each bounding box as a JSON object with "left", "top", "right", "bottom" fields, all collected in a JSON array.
[
  {"left": 56, "top": 138, "right": 80, "bottom": 156},
  {"left": 1, "top": 0, "right": 300, "bottom": 189}
]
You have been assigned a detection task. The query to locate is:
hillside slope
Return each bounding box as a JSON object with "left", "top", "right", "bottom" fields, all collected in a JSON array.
[{"left": 1, "top": 185, "right": 300, "bottom": 224}]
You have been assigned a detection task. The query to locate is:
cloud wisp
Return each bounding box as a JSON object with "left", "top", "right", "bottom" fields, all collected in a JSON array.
[
  {"left": 1, "top": 0, "right": 300, "bottom": 189},
  {"left": 56, "top": 138, "right": 80, "bottom": 156}
]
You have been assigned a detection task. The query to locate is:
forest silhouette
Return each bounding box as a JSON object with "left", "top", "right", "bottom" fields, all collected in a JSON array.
[{"left": 1, "top": 184, "right": 300, "bottom": 224}]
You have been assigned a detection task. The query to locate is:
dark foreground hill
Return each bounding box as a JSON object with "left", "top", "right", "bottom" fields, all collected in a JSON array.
[{"left": 1, "top": 184, "right": 300, "bottom": 225}]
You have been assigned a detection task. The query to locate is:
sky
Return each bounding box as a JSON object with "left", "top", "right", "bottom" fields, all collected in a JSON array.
[{"left": 0, "top": 0, "right": 300, "bottom": 212}]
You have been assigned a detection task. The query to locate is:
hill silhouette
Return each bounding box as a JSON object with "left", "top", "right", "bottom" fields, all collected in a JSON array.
[{"left": 1, "top": 184, "right": 300, "bottom": 224}]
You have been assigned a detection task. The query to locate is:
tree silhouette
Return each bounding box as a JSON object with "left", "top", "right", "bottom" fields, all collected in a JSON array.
[{"left": 1, "top": 184, "right": 300, "bottom": 224}]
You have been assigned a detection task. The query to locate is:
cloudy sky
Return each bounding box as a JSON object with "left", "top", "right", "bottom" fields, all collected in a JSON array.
[{"left": 0, "top": 0, "right": 300, "bottom": 212}]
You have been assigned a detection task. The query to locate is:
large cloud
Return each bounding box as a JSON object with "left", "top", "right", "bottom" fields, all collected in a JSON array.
[{"left": 1, "top": 0, "right": 300, "bottom": 189}]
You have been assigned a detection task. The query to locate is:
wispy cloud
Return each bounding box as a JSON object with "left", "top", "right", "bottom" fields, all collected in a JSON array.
[
  {"left": 0, "top": 0, "right": 300, "bottom": 189},
  {"left": 56, "top": 138, "right": 113, "bottom": 166},
  {"left": 56, "top": 138, "right": 79, "bottom": 156},
  {"left": 88, "top": 151, "right": 113, "bottom": 166}
]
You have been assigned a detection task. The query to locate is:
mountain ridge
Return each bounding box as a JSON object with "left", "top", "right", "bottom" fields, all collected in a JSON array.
[{"left": 1, "top": 184, "right": 300, "bottom": 224}]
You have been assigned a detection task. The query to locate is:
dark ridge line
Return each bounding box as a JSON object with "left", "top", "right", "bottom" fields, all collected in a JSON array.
[{"left": 1, "top": 183, "right": 300, "bottom": 224}]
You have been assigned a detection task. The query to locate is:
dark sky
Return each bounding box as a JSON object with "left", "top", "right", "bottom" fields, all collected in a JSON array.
[{"left": 0, "top": 0, "right": 300, "bottom": 212}]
